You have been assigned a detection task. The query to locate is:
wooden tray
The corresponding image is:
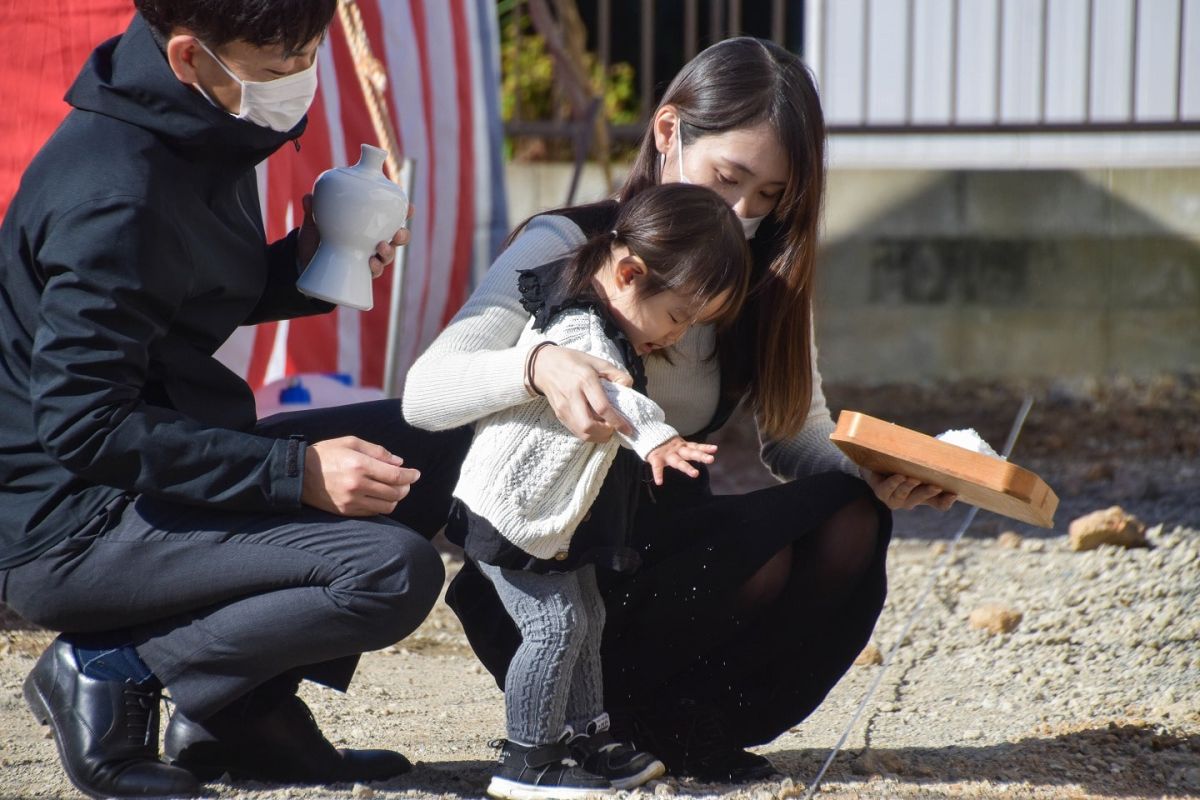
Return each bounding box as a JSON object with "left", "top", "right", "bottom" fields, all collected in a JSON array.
[{"left": 830, "top": 411, "right": 1059, "bottom": 528}]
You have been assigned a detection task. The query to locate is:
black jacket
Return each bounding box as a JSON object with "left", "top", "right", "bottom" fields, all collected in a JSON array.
[{"left": 0, "top": 15, "right": 332, "bottom": 568}]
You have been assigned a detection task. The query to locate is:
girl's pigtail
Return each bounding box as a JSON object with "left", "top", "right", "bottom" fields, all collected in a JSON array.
[{"left": 560, "top": 230, "right": 618, "bottom": 300}]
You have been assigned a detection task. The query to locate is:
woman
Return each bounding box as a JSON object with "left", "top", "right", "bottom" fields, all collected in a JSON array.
[{"left": 403, "top": 37, "right": 954, "bottom": 782}]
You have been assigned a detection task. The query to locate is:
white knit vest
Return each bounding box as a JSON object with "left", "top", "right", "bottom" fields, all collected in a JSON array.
[{"left": 453, "top": 308, "right": 677, "bottom": 559}]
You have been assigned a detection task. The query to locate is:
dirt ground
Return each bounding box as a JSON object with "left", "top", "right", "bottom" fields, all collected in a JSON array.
[{"left": 1, "top": 376, "right": 1198, "bottom": 800}]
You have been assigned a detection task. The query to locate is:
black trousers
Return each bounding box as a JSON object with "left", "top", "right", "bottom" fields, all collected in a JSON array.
[
  {"left": 447, "top": 470, "right": 891, "bottom": 749},
  {"left": 0, "top": 400, "right": 471, "bottom": 720}
]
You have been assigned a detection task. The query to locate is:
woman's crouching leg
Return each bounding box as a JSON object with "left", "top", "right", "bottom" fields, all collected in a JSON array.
[{"left": 603, "top": 474, "right": 893, "bottom": 756}]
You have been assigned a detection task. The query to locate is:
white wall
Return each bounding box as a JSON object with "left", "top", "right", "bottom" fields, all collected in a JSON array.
[{"left": 808, "top": 0, "right": 1200, "bottom": 168}]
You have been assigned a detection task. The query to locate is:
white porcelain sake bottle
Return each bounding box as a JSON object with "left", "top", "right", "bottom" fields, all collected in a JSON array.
[{"left": 296, "top": 144, "right": 408, "bottom": 311}]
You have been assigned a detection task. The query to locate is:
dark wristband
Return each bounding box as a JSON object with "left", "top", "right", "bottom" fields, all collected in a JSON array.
[{"left": 524, "top": 340, "right": 558, "bottom": 397}]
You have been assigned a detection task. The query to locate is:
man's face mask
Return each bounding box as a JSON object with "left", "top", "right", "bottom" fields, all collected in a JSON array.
[
  {"left": 194, "top": 39, "right": 318, "bottom": 133},
  {"left": 676, "top": 134, "right": 767, "bottom": 240}
]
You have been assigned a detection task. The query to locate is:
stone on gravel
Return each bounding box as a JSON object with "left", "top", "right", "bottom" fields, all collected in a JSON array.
[
  {"left": 854, "top": 643, "right": 883, "bottom": 666},
  {"left": 997, "top": 531, "right": 1023, "bottom": 548},
  {"left": 968, "top": 603, "right": 1023, "bottom": 634},
  {"left": 351, "top": 784, "right": 375, "bottom": 799},
  {"left": 1067, "top": 506, "right": 1147, "bottom": 550}
]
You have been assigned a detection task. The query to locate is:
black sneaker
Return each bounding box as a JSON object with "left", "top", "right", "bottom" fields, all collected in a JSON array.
[
  {"left": 487, "top": 735, "right": 613, "bottom": 799},
  {"left": 569, "top": 713, "right": 665, "bottom": 790}
]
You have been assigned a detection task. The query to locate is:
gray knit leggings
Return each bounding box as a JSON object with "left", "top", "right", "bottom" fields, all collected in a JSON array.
[{"left": 475, "top": 561, "right": 605, "bottom": 745}]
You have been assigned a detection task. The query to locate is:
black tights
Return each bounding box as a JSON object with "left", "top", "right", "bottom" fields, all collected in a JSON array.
[{"left": 734, "top": 493, "right": 882, "bottom": 615}]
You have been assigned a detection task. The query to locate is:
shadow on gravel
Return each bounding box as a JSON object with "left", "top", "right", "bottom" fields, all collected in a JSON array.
[
  {"left": 212, "top": 727, "right": 1200, "bottom": 798},
  {"left": 767, "top": 724, "right": 1200, "bottom": 797},
  {"left": 167, "top": 761, "right": 497, "bottom": 798},
  {"left": 324, "top": 760, "right": 497, "bottom": 796}
]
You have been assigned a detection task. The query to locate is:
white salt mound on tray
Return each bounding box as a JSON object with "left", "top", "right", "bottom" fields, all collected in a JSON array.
[{"left": 936, "top": 428, "right": 1006, "bottom": 460}]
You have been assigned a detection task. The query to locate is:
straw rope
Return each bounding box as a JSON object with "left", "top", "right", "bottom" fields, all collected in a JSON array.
[{"left": 337, "top": 0, "right": 402, "bottom": 180}]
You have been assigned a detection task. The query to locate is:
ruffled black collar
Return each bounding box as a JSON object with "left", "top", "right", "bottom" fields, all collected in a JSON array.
[{"left": 517, "top": 260, "right": 647, "bottom": 394}]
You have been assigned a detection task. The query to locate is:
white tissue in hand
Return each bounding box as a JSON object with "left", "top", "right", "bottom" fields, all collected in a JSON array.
[{"left": 936, "top": 428, "right": 1005, "bottom": 460}]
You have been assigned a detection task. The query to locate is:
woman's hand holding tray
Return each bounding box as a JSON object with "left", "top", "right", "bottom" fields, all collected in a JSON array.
[{"left": 830, "top": 410, "right": 1059, "bottom": 528}]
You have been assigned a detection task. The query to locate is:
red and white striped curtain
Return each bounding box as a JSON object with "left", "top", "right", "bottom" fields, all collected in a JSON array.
[
  {"left": 0, "top": 1, "right": 134, "bottom": 215},
  {"left": 1, "top": 0, "right": 509, "bottom": 393}
]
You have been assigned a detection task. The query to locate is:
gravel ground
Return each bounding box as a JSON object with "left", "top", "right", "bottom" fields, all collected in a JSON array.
[{"left": 1, "top": 377, "right": 1198, "bottom": 800}]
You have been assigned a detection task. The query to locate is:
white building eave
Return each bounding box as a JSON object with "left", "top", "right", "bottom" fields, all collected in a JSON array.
[{"left": 828, "top": 131, "right": 1200, "bottom": 170}]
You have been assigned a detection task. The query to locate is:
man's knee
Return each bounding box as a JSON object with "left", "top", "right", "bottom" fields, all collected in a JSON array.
[{"left": 330, "top": 523, "right": 445, "bottom": 648}]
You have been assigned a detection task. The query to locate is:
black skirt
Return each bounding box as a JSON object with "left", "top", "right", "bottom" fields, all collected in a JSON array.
[
  {"left": 445, "top": 467, "right": 891, "bottom": 747},
  {"left": 452, "top": 448, "right": 645, "bottom": 575}
]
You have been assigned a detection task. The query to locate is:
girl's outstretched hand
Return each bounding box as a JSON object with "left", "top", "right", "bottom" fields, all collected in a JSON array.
[
  {"left": 530, "top": 344, "right": 635, "bottom": 443},
  {"left": 861, "top": 468, "right": 957, "bottom": 511},
  {"left": 646, "top": 437, "right": 718, "bottom": 485}
]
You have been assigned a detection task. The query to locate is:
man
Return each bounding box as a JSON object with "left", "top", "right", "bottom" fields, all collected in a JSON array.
[{"left": 0, "top": 2, "right": 469, "bottom": 797}]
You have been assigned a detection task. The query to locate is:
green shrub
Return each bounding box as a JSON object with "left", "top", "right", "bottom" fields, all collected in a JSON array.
[{"left": 498, "top": 9, "right": 639, "bottom": 161}]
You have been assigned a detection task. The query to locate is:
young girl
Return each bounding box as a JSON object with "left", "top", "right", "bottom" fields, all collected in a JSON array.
[{"left": 445, "top": 183, "right": 750, "bottom": 799}]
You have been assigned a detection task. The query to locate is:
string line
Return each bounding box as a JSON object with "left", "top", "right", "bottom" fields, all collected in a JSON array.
[{"left": 800, "top": 396, "right": 1034, "bottom": 799}]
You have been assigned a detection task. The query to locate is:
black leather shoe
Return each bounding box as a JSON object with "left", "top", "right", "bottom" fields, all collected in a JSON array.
[
  {"left": 24, "top": 637, "right": 202, "bottom": 799},
  {"left": 165, "top": 692, "right": 411, "bottom": 784}
]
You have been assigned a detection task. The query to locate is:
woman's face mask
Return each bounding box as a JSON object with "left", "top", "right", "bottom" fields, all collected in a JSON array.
[
  {"left": 194, "top": 39, "right": 318, "bottom": 133},
  {"left": 664, "top": 121, "right": 787, "bottom": 239}
]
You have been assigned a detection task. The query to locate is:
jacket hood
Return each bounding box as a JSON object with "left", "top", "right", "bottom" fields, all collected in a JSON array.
[{"left": 65, "top": 13, "right": 306, "bottom": 163}]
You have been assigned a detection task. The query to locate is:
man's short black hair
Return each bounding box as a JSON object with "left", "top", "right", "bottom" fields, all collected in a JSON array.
[{"left": 135, "top": 0, "right": 337, "bottom": 54}]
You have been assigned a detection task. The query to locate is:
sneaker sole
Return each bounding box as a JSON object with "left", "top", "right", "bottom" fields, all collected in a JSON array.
[
  {"left": 487, "top": 776, "right": 615, "bottom": 800},
  {"left": 609, "top": 758, "right": 666, "bottom": 791}
]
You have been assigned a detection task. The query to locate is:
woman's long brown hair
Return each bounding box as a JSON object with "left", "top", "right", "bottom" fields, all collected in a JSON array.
[{"left": 618, "top": 37, "right": 826, "bottom": 441}]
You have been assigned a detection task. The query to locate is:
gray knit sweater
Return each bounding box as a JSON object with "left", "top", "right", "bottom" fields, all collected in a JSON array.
[{"left": 402, "top": 214, "right": 856, "bottom": 482}]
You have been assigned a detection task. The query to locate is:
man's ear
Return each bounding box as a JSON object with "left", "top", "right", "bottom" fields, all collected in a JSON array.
[
  {"left": 652, "top": 105, "right": 680, "bottom": 157},
  {"left": 165, "top": 32, "right": 203, "bottom": 84},
  {"left": 614, "top": 255, "right": 648, "bottom": 291}
]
